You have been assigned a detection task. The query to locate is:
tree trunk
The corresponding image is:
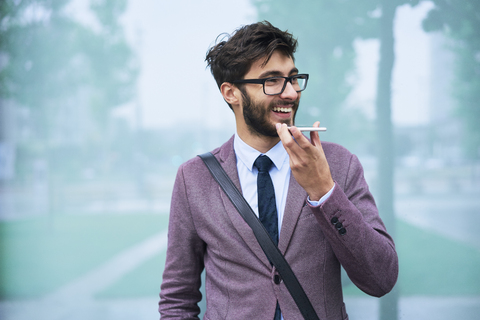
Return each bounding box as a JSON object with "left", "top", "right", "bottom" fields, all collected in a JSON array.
[{"left": 376, "top": 1, "right": 399, "bottom": 320}]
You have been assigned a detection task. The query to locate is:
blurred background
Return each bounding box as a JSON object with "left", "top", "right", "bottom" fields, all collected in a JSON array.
[{"left": 0, "top": 0, "right": 479, "bottom": 319}]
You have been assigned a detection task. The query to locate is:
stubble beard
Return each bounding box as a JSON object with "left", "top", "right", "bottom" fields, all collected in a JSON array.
[{"left": 241, "top": 90, "right": 299, "bottom": 138}]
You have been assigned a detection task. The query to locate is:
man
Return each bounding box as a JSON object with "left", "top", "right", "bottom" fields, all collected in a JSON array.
[{"left": 158, "top": 21, "right": 398, "bottom": 320}]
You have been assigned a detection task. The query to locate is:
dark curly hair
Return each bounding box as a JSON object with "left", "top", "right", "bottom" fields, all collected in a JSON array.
[{"left": 205, "top": 21, "right": 298, "bottom": 101}]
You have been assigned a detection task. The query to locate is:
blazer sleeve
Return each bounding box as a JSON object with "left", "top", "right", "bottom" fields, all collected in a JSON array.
[
  {"left": 158, "top": 164, "right": 205, "bottom": 319},
  {"left": 310, "top": 151, "right": 399, "bottom": 297}
]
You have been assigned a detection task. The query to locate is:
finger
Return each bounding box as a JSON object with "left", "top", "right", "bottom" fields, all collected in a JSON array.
[
  {"left": 310, "top": 121, "right": 321, "bottom": 147},
  {"left": 276, "top": 123, "right": 294, "bottom": 144},
  {"left": 288, "top": 125, "right": 312, "bottom": 149},
  {"left": 277, "top": 123, "right": 304, "bottom": 155}
]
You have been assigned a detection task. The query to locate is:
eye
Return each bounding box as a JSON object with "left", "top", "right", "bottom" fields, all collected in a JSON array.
[{"left": 264, "top": 77, "right": 283, "bottom": 86}]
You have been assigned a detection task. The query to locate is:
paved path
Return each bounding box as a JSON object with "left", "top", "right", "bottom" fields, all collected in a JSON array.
[{"left": 345, "top": 296, "right": 480, "bottom": 320}]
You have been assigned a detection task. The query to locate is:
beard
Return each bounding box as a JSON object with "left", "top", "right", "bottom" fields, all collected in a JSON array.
[{"left": 241, "top": 89, "right": 299, "bottom": 138}]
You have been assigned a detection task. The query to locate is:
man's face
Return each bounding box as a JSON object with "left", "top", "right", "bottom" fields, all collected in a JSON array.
[{"left": 239, "top": 51, "right": 301, "bottom": 138}]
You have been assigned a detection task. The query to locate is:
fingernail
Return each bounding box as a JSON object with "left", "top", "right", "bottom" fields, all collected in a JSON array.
[{"left": 276, "top": 123, "right": 281, "bottom": 130}]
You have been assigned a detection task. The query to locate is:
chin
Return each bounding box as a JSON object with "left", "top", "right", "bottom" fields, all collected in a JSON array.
[{"left": 277, "top": 115, "right": 295, "bottom": 127}]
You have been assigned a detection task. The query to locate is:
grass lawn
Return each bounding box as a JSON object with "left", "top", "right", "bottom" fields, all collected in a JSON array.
[
  {"left": 95, "top": 250, "right": 166, "bottom": 299},
  {"left": 0, "top": 213, "right": 168, "bottom": 299}
]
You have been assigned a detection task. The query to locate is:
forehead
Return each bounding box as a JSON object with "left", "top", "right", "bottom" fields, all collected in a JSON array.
[{"left": 245, "top": 50, "right": 296, "bottom": 78}]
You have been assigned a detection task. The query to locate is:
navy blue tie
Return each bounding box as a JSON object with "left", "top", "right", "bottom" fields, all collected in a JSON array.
[
  {"left": 254, "top": 155, "right": 281, "bottom": 320},
  {"left": 254, "top": 155, "right": 278, "bottom": 246}
]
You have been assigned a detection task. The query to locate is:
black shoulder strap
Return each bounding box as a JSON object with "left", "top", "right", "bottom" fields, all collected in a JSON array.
[{"left": 199, "top": 152, "right": 320, "bottom": 320}]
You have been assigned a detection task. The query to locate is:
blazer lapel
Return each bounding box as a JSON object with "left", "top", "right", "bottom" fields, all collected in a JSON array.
[
  {"left": 278, "top": 174, "right": 307, "bottom": 254},
  {"left": 216, "top": 136, "right": 272, "bottom": 267}
]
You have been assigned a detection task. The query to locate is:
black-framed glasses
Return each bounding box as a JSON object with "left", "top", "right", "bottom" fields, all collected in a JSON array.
[{"left": 232, "top": 74, "right": 309, "bottom": 95}]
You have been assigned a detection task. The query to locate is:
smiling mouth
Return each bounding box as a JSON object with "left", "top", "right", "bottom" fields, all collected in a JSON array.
[{"left": 272, "top": 106, "right": 293, "bottom": 113}]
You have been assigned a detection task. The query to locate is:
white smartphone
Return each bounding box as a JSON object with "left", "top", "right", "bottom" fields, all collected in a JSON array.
[{"left": 289, "top": 126, "right": 327, "bottom": 132}]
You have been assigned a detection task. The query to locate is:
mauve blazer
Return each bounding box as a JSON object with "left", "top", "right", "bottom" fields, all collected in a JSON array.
[{"left": 159, "top": 136, "right": 398, "bottom": 320}]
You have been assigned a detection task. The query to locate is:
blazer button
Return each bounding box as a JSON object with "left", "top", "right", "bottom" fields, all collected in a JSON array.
[
  {"left": 274, "top": 274, "right": 282, "bottom": 285},
  {"left": 335, "top": 222, "right": 343, "bottom": 230},
  {"left": 339, "top": 227, "right": 347, "bottom": 235},
  {"left": 331, "top": 217, "right": 339, "bottom": 224}
]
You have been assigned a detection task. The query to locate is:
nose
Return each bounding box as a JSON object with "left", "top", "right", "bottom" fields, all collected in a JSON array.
[{"left": 279, "top": 81, "right": 298, "bottom": 100}]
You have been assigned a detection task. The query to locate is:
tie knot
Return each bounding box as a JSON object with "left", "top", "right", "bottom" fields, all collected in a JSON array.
[{"left": 254, "top": 155, "right": 274, "bottom": 173}]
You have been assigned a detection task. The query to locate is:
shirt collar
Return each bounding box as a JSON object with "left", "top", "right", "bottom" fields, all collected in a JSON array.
[{"left": 234, "top": 131, "right": 288, "bottom": 172}]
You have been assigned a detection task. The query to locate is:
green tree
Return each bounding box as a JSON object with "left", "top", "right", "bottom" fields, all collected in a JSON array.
[
  {"left": 423, "top": 0, "right": 480, "bottom": 159},
  {"left": 0, "top": 0, "right": 137, "bottom": 180},
  {"left": 0, "top": 0, "right": 136, "bottom": 141}
]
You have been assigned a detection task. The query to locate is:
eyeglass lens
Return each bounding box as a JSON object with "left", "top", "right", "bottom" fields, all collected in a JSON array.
[{"left": 264, "top": 75, "right": 307, "bottom": 95}]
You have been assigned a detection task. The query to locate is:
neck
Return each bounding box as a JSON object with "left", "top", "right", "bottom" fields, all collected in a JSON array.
[{"left": 236, "top": 125, "right": 280, "bottom": 154}]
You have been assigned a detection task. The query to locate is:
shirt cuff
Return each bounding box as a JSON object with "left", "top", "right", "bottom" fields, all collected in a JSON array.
[{"left": 307, "top": 183, "right": 336, "bottom": 207}]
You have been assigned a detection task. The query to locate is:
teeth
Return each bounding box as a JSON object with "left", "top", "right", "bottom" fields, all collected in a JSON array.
[{"left": 273, "top": 106, "right": 292, "bottom": 113}]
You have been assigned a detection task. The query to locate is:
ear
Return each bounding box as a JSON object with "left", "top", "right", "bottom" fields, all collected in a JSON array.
[{"left": 220, "top": 82, "right": 241, "bottom": 107}]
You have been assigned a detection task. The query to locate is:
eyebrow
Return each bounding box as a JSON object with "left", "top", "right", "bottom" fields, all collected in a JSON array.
[{"left": 258, "top": 67, "right": 299, "bottom": 79}]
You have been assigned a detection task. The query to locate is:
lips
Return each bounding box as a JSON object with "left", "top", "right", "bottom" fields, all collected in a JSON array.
[{"left": 272, "top": 105, "right": 293, "bottom": 113}]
